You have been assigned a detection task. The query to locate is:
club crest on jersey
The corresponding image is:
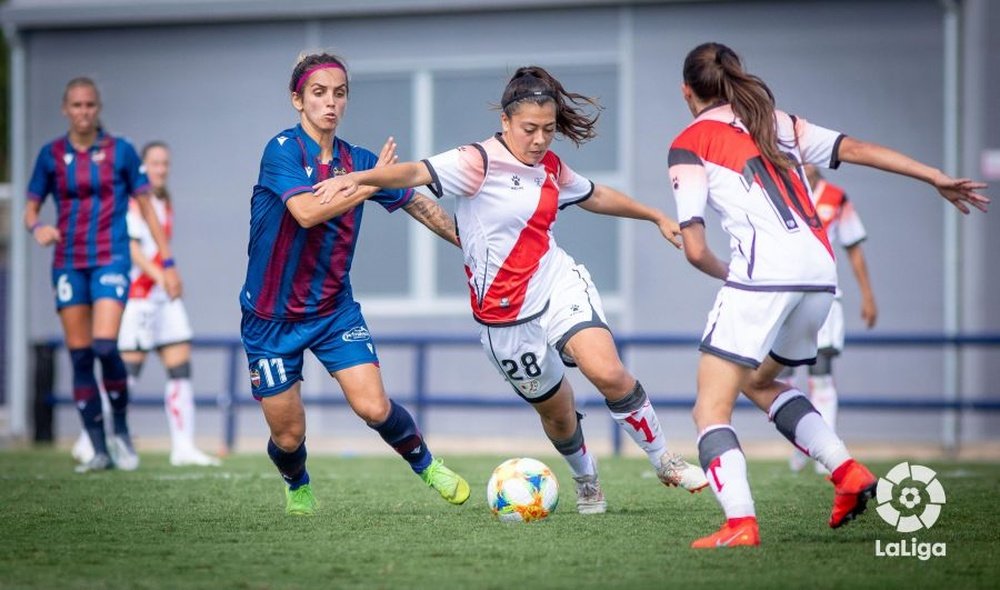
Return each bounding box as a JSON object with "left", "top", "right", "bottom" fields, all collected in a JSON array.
[
  {"left": 332, "top": 166, "right": 347, "bottom": 176},
  {"left": 517, "top": 379, "right": 541, "bottom": 395},
  {"left": 816, "top": 204, "right": 835, "bottom": 223},
  {"left": 510, "top": 175, "right": 523, "bottom": 190},
  {"left": 534, "top": 176, "right": 543, "bottom": 187},
  {"left": 342, "top": 326, "right": 371, "bottom": 342},
  {"left": 92, "top": 150, "right": 106, "bottom": 163},
  {"left": 249, "top": 369, "right": 261, "bottom": 389}
]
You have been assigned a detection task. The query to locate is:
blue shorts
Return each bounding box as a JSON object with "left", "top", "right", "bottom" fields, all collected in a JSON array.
[
  {"left": 51, "top": 264, "right": 131, "bottom": 310},
  {"left": 240, "top": 300, "right": 379, "bottom": 399}
]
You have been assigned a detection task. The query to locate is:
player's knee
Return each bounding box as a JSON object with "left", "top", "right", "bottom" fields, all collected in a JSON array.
[
  {"left": 745, "top": 371, "right": 775, "bottom": 394},
  {"left": 166, "top": 362, "right": 192, "bottom": 380},
  {"left": 91, "top": 338, "right": 120, "bottom": 360},
  {"left": 540, "top": 410, "right": 576, "bottom": 434},
  {"left": 69, "top": 347, "right": 95, "bottom": 378},
  {"left": 271, "top": 429, "right": 305, "bottom": 451},
  {"left": 587, "top": 364, "right": 632, "bottom": 396},
  {"left": 692, "top": 397, "right": 729, "bottom": 427},
  {"left": 353, "top": 397, "right": 391, "bottom": 424}
]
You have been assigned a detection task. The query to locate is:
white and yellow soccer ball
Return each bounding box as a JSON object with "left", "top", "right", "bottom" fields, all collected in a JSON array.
[{"left": 486, "top": 457, "right": 559, "bottom": 522}]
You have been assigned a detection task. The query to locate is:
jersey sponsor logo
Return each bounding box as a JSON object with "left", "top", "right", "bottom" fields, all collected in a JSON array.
[
  {"left": 98, "top": 273, "right": 128, "bottom": 287},
  {"left": 342, "top": 326, "right": 371, "bottom": 342},
  {"left": 276, "top": 135, "right": 288, "bottom": 146},
  {"left": 249, "top": 368, "right": 261, "bottom": 389}
]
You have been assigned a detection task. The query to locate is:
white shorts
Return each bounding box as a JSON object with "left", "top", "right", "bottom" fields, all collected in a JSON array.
[
  {"left": 118, "top": 297, "right": 193, "bottom": 352},
  {"left": 699, "top": 286, "right": 834, "bottom": 369},
  {"left": 816, "top": 299, "right": 845, "bottom": 354},
  {"left": 479, "top": 264, "right": 608, "bottom": 402}
]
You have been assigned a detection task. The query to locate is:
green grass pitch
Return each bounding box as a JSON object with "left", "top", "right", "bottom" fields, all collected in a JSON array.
[{"left": 1, "top": 450, "right": 997, "bottom": 589}]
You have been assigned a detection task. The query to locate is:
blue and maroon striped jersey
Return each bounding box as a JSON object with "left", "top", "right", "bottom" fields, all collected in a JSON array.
[
  {"left": 27, "top": 131, "right": 150, "bottom": 270},
  {"left": 241, "top": 125, "right": 414, "bottom": 321}
]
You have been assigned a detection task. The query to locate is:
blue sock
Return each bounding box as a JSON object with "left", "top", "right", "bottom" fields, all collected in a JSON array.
[
  {"left": 93, "top": 338, "right": 129, "bottom": 435},
  {"left": 267, "top": 438, "right": 309, "bottom": 490},
  {"left": 70, "top": 347, "right": 108, "bottom": 456},
  {"left": 369, "top": 400, "right": 432, "bottom": 474}
]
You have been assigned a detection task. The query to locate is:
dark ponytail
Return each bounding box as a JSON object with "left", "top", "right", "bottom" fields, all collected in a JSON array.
[
  {"left": 683, "top": 43, "right": 793, "bottom": 169},
  {"left": 500, "top": 66, "right": 602, "bottom": 146}
]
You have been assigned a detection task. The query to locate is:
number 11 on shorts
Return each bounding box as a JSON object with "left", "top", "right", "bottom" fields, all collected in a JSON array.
[{"left": 257, "top": 358, "right": 287, "bottom": 388}]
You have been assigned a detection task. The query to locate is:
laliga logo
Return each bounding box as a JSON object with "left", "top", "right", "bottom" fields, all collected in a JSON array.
[
  {"left": 876, "top": 462, "right": 946, "bottom": 532},
  {"left": 873, "top": 462, "right": 947, "bottom": 561}
]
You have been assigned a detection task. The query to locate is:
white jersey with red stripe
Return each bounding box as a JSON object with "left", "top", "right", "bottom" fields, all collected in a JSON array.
[
  {"left": 668, "top": 103, "right": 844, "bottom": 292},
  {"left": 813, "top": 179, "right": 867, "bottom": 250},
  {"left": 423, "top": 134, "right": 594, "bottom": 325},
  {"left": 813, "top": 179, "right": 867, "bottom": 298},
  {"left": 126, "top": 196, "right": 172, "bottom": 301}
]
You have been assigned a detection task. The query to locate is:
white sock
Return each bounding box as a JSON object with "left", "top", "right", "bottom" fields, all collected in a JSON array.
[
  {"left": 165, "top": 378, "right": 196, "bottom": 452},
  {"left": 771, "top": 390, "right": 850, "bottom": 473},
  {"left": 698, "top": 425, "right": 755, "bottom": 519},
  {"left": 608, "top": 400, "right": 667, "bottom": 468},
  {"left": 808, "top": 375, "right": 838, "bottom": 429},
  {"left": 562, "top": 446, "right": 597, "bottom": 479}
]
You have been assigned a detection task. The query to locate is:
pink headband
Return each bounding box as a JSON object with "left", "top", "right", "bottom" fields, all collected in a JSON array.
[{"left": 294, "top": 63, "right": 346, "bottom": 94}]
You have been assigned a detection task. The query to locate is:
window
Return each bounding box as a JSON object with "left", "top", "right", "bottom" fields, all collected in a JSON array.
[{"left": 347, "top": 62, "right": 624, "bottom": 315}]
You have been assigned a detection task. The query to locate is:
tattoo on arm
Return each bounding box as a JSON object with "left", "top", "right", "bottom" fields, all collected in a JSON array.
[{"left": 404, "top": 194, "right": 459, "bottom": 247}]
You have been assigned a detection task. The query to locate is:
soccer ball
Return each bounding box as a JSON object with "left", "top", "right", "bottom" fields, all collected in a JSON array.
[{"left": 486, "top": 457, "right": 559, "bottom": 522}]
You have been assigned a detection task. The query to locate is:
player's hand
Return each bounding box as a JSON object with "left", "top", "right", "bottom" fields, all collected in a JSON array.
[
  {"left": 313, "top": 175, "right": 357, "bottom": 205},
  {"left": 932, "top": 174, "right": 989, "bottom": 214},
  {"left": 375, "top": 136, "right": 399, "bottom": 169},
  {"left": 32, "top": 225, "right": 61, "bottom": 247},
  {"left": 657, "top": 216, "right": 683, "bottom": 249},
  {"left": 151, "top": 267, "right": 167, "bottom": 289},
  {"left": 162, "top": 267, "right": 183, "bottom": 300},
  {"left": 861, "top": 295, "right": 878, "bottom": 329}
]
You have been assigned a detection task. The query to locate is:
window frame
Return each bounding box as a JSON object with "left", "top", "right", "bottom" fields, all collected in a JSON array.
[{"left": 346, "top": 50, "right": 631, "bottom": 319}]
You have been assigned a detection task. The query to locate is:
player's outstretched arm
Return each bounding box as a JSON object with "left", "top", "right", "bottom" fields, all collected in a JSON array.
[
  {"left": 314, "top": 160, "right": 432, "bottom": 205},
  {"left": 403, "top": 193, "right": 459, "bottom": 247},
  {"left": 836, "top": 137, "right": 990, "bottom": 214},
  {"left": 580, "top": 184, "right": 682, "bottom": 248}
]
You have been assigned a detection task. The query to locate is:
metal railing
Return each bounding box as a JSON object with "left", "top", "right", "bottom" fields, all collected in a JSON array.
[{"left": 34, "top": 333, "right": 1000, "bottom": 454}]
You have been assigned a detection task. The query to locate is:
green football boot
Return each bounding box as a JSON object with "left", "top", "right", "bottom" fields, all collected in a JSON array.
[
  {"left": 285, "top": 484, "right": 318, "bottom": 516},
  {"left": 420, "top": 458, "right": 471, "bottom": 505}
]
